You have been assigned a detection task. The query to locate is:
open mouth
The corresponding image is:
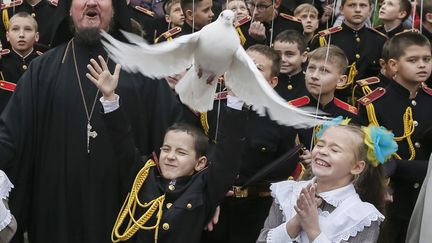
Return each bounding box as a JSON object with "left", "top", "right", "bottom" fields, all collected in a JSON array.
[
  {"left": 314, "top": 158, "right": 330, "bottom": 167},
  {"left": 85, "top": 9, "right": 99, "bottom": 18}
]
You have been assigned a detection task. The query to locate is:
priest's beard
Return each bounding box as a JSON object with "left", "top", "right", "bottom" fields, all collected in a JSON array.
[{"left": 74, "top": 27, "right": 103, "bottom": 46}]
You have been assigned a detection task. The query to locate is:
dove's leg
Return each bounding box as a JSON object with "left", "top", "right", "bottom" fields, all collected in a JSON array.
[
  {"left": 197, "top": 67, "right": 217, "bottom": 85},
  {"left": 206, "top": 74, "right": 216, "bottom": 84}
]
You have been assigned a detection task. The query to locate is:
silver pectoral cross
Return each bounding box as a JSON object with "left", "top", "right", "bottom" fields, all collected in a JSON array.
[{"left": 87, "top": 122, "right": 98, "bottom": 153}]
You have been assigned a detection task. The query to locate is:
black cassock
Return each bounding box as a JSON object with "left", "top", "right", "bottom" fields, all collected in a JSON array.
[{"left": 0, "top": 39, "right": 182, "bottom": 243}]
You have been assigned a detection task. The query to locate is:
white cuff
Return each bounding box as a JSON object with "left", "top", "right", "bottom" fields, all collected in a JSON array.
[
  {"left": 227, "top": 95, "right": 244, "bottom": 110},
  {"left": 266, "top": 223, "right": 292, "bottom": 243},
  {"left": 311, "top": 232, "right": 331, "bottom": 243},
  {"left": 100, "top": 94, "right": 120, "bottom": 113}
]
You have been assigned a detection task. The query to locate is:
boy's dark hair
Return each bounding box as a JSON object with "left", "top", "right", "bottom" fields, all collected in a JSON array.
[
  {"left": 180, "top": 0, "right": 203, "bottom": 15},
  {"left": 388, "top": 31, "right": 431, "bottom": 60},
  {"left": 309, "top": 45, "right": 349, "bottom": 74},
  {"left": 8, "top": 11, "right": 38, "bottom": 31},
  {"left": 165, "top": 123, "right": 209, "bottom": 158},
  {"left": 422, "top": 0, "right": 432, "bottom": 21},
  {"left": 341, "top": 0, "right": 373, "bottom": 7},
  {"left": 247, "top": 44, "right": 282, "bottom": 77},
  {"left": 398, "top": 0, "right": 412, "bottom": 22},
  {"left": 381, "top": 39, "right": 392, "bottom": 62},
  {"left": 274, "top": 30, "right": 308, "bottom": 53}
]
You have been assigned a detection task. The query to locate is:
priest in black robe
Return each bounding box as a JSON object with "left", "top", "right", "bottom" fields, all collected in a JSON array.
[{"left": 0, "top": 0, "right": 183, "bottom": 242}]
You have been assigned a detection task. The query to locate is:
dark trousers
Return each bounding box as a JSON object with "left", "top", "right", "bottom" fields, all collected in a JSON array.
[
  {"left": 378, "top": 216, "right": 408, "bottom": 243},
  {"left": 202, "top": 196, "right": 272, "bottom": 243}
]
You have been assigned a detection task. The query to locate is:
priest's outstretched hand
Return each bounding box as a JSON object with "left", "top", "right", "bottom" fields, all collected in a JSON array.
[{"left": 86, "top": 55, "right": 122, "bottom": 101}]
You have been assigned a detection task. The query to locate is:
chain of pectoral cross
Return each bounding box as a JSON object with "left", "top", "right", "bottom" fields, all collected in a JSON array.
[{"left": 71, "top": 39, "right": 103, "bottom": 154}]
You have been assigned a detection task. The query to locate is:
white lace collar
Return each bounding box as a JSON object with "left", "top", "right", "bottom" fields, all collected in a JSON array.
[{"left": 317, "top": 182, "right": 356, "bottom": 208}]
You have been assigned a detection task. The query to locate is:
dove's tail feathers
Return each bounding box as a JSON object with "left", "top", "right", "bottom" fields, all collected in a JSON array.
[{"left": 175, "top": 68, "right": 217, "bottom": 112}]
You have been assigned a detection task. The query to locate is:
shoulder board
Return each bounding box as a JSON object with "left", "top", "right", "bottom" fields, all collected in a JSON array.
[
  {"left": 36, "top": 50, "right": 43, "bottom": 56},
  {"left": 0, "top": 0, "right": 23, "bottom": 9},
  {"left": 333, "top": 98, "right": 358, "bottom": 115},
  {"left": 0, "top": 49, "right": 10, "bottom": 56},
  {"left": 133, "top": 5, "right": 155, "bottom": 17},
  {"left": 235, "top": 15, "right": 252, "bottom": 27},
  {"left": 279, "top": 13, "right": 301, "bottom": 23},
  {"left": 421, "top": 82, "right": 432, "bottom": 96},
  {"left": 0, "top": 80, "right": 16, "bottom": 92},
  {"left": 48, "top": 0, "right": 58, "bottom": 7},
  {"left": 356, "top": 76, "right": 380, "bottom": 87},
  {"left": 367, "top": 27, "right": 388, "bottom": 39},
  {"left": 318, "top": 26, "right": 342, "bottom": 37},
  {"left": 357, "top": 87, "right": 386, "bottom": 106},
  {"left": 288, "top": 96, "right": 310, "bottom": 107},
  {"left": 162, "top": 27, "right": 181, "bottom": 38},
  {"left": 214, "top": 91, "right": 228, "bottom": 100},
  {"left": 395, "top": 28, "right": 420, "bottom": 37}
]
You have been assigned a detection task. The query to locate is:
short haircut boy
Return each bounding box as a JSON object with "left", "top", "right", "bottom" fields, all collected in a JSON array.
[
  {"left": 181, "top": 0, "right": 203, "bottom": 14},
  {"left": 247, "top": 44, "right": 282, "bottom": 77},
  {"left": 164, "top": 0, "right": 182, "bottom": 14},
  {"left": 341, "top": 0, "right": 373, "bottom": 6},
  {"left": 399, "top": 0, "right": 412, "bottom": 21},
  {"left": 388, "top": 31, "right": 431, "bottom": 60},
  {"left": 274, "top": 29, "right": 307, "bottom": 53},
  {"left": 294, "top": 3, "right": 319, "bottom": 19},
  {"left": 309, "top": 45, "right": 349, "bottom": 74},
  {"left": 165, "top": 123, "right": 208, "bottom": 158},
  {"left": 8, "top": 11, "right": 38, "bottom": 31}
]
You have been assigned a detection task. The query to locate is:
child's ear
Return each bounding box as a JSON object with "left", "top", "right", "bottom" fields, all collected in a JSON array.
[
  {"left": 398, "top": 10, "right": 407, "bottom": 20},
  {"left": 336, "top": 74, "right": 347, "bottom": 88},
  {"left": 274, "top": 0, "right": 281, "bottom": 9},
  {"left": 388, "top": 58, "right": 398, "bottom": 75},
  {"left": 185, "top": 9, "right": 194, "bottom": 21},
  {"left": 194, "top": 156, "right": 207, "bottom": 171},
  {"left": 269, "top": 76, "right": 278, "bottom": 88},
  {"left": 6, "top": 31, "right": 9, "bottom": 42},
  {"left": 351, "top": 160, "right": 366, "bottom": 176},
  {"left": 165, "top": 14, "right": 171, "bottom": 23},
  {"left": 301, "top": 51, "right": 308, "bottom": 63},
  {"left": 35, "top": 31, "right": 39, "bottom": 42},
  {"left": 378, "top": 58, "right": 386, "bottom": 69}
]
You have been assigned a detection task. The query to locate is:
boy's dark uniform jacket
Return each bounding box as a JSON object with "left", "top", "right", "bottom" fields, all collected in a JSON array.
[
  {"left": 356, "top": 81, "right": 432, "bottom": 220},
  {"left": 104, "top": 106, "right": 247, "bottom": 243}
]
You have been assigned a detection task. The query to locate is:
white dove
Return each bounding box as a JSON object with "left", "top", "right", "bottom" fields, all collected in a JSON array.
[{"left": 102, "top": 10, "right": 327, "bottom": 128}]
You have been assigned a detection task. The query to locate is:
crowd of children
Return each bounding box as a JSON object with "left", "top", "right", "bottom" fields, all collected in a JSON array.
[{"left": 0, "top": 0, "right": 431, "bottom": 242}]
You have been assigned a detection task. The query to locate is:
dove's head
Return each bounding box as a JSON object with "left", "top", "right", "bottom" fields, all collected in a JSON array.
[{"left": 218, "top": 10, "right": 236, "bottom": 25}]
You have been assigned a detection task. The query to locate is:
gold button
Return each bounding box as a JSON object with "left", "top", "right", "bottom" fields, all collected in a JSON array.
[
  {"left": 162, "top": 223, "right": 170, "bottom": 230},
  {"left": 415, "top": 142, "right": 421, "bottom": 148},
  {"left": 413, "top": 120, "right": 418, "bottom": 127},
  {"left": 261, "top": 147, "right": 266, "bottom": 152},
  {"left": 356, "top": 37, "right": 360, "bottom": 42},
  {"left": 287, "top": 84, "right": 293, "bottom": 90},
  {"left": 31, "top": 13, "right": 36, "bottom": 17},
  {"left": 168, "top": 185, "right": 175, "bottom": 191},
  {"left": 355, "top": 54, "right": 360, "bottom": 59},
  {"left": 411, "top": 100, "right": 417, "bottom": 106},
  {"left": 413, "top": 183, "right": 420, "bottom": 189},
  {"left": 166, "top": 203, "right": 173, "bottom": 209},
  {"left": 186, "top": 203, "right": 192, "bottom": 209},
  {"left": 22, "top": 65, "right": 27, "bottom": 70}
]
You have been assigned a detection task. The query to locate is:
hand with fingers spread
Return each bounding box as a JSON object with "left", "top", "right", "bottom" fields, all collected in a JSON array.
[
  {"left": 86, "top": 55, "right": 122, "bottom": 101},
  {"left": 294, "top": 183, "right": 322, "bottom": 241}
]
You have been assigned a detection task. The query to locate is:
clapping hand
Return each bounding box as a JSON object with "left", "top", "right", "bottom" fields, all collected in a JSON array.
[
  {"left": 86, "top": 55, "right": 122, "bottom": 101},
  {"left": 294, "top": 184, "right": 322, "bottom": 241}
]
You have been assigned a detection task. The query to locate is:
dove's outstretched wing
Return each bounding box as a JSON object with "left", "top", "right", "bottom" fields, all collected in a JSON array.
[
  {"left": 101, "top": 31, "right": 200, "bottom": 78},
  {"left": 225, "top": 47, "right": 328, "bottom": 128}
]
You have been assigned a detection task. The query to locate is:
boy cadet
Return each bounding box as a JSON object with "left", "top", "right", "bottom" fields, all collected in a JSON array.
[
  {"left": 179, "top": 0, "right": 214, "bottom": 35},
  {"left": 310, "top": 0, "right": 387, "bottom": 105},
  {"left": 86, "top": 51, "right": 247, "bottom": 243},
  {"left": 356, "top": 32, "right": 432, "bottom": 243},
  {"left": 202, "top": 44, "right": 300, "bottom": 243},
  {"left": 0, "top": 12, "right": 40, "bottom": 113},
  {"left": 287, "top": 45, "right": 358, "bottom": 150},
  {"left": 293, "top": 3, "right": 320, "bottom": 45},
  {"left": 376, "top": 0, "right": 411, "bottom": 38},
  {"left": 0, "top": 0, "right": 58, "bottom": 51},
  {"left": 272, "top": 30, "right": 308, "bottom": 101},
  {"left": 237, "top": 0, "right": 303, "bottom": 48},
  {"left": 154, "top": 0, "right": 184, "bottom": 43}
]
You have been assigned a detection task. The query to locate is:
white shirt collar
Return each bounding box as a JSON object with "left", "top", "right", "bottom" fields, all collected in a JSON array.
[{"left": 317, "top": 183, "right": 357, "bottom": 208}]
